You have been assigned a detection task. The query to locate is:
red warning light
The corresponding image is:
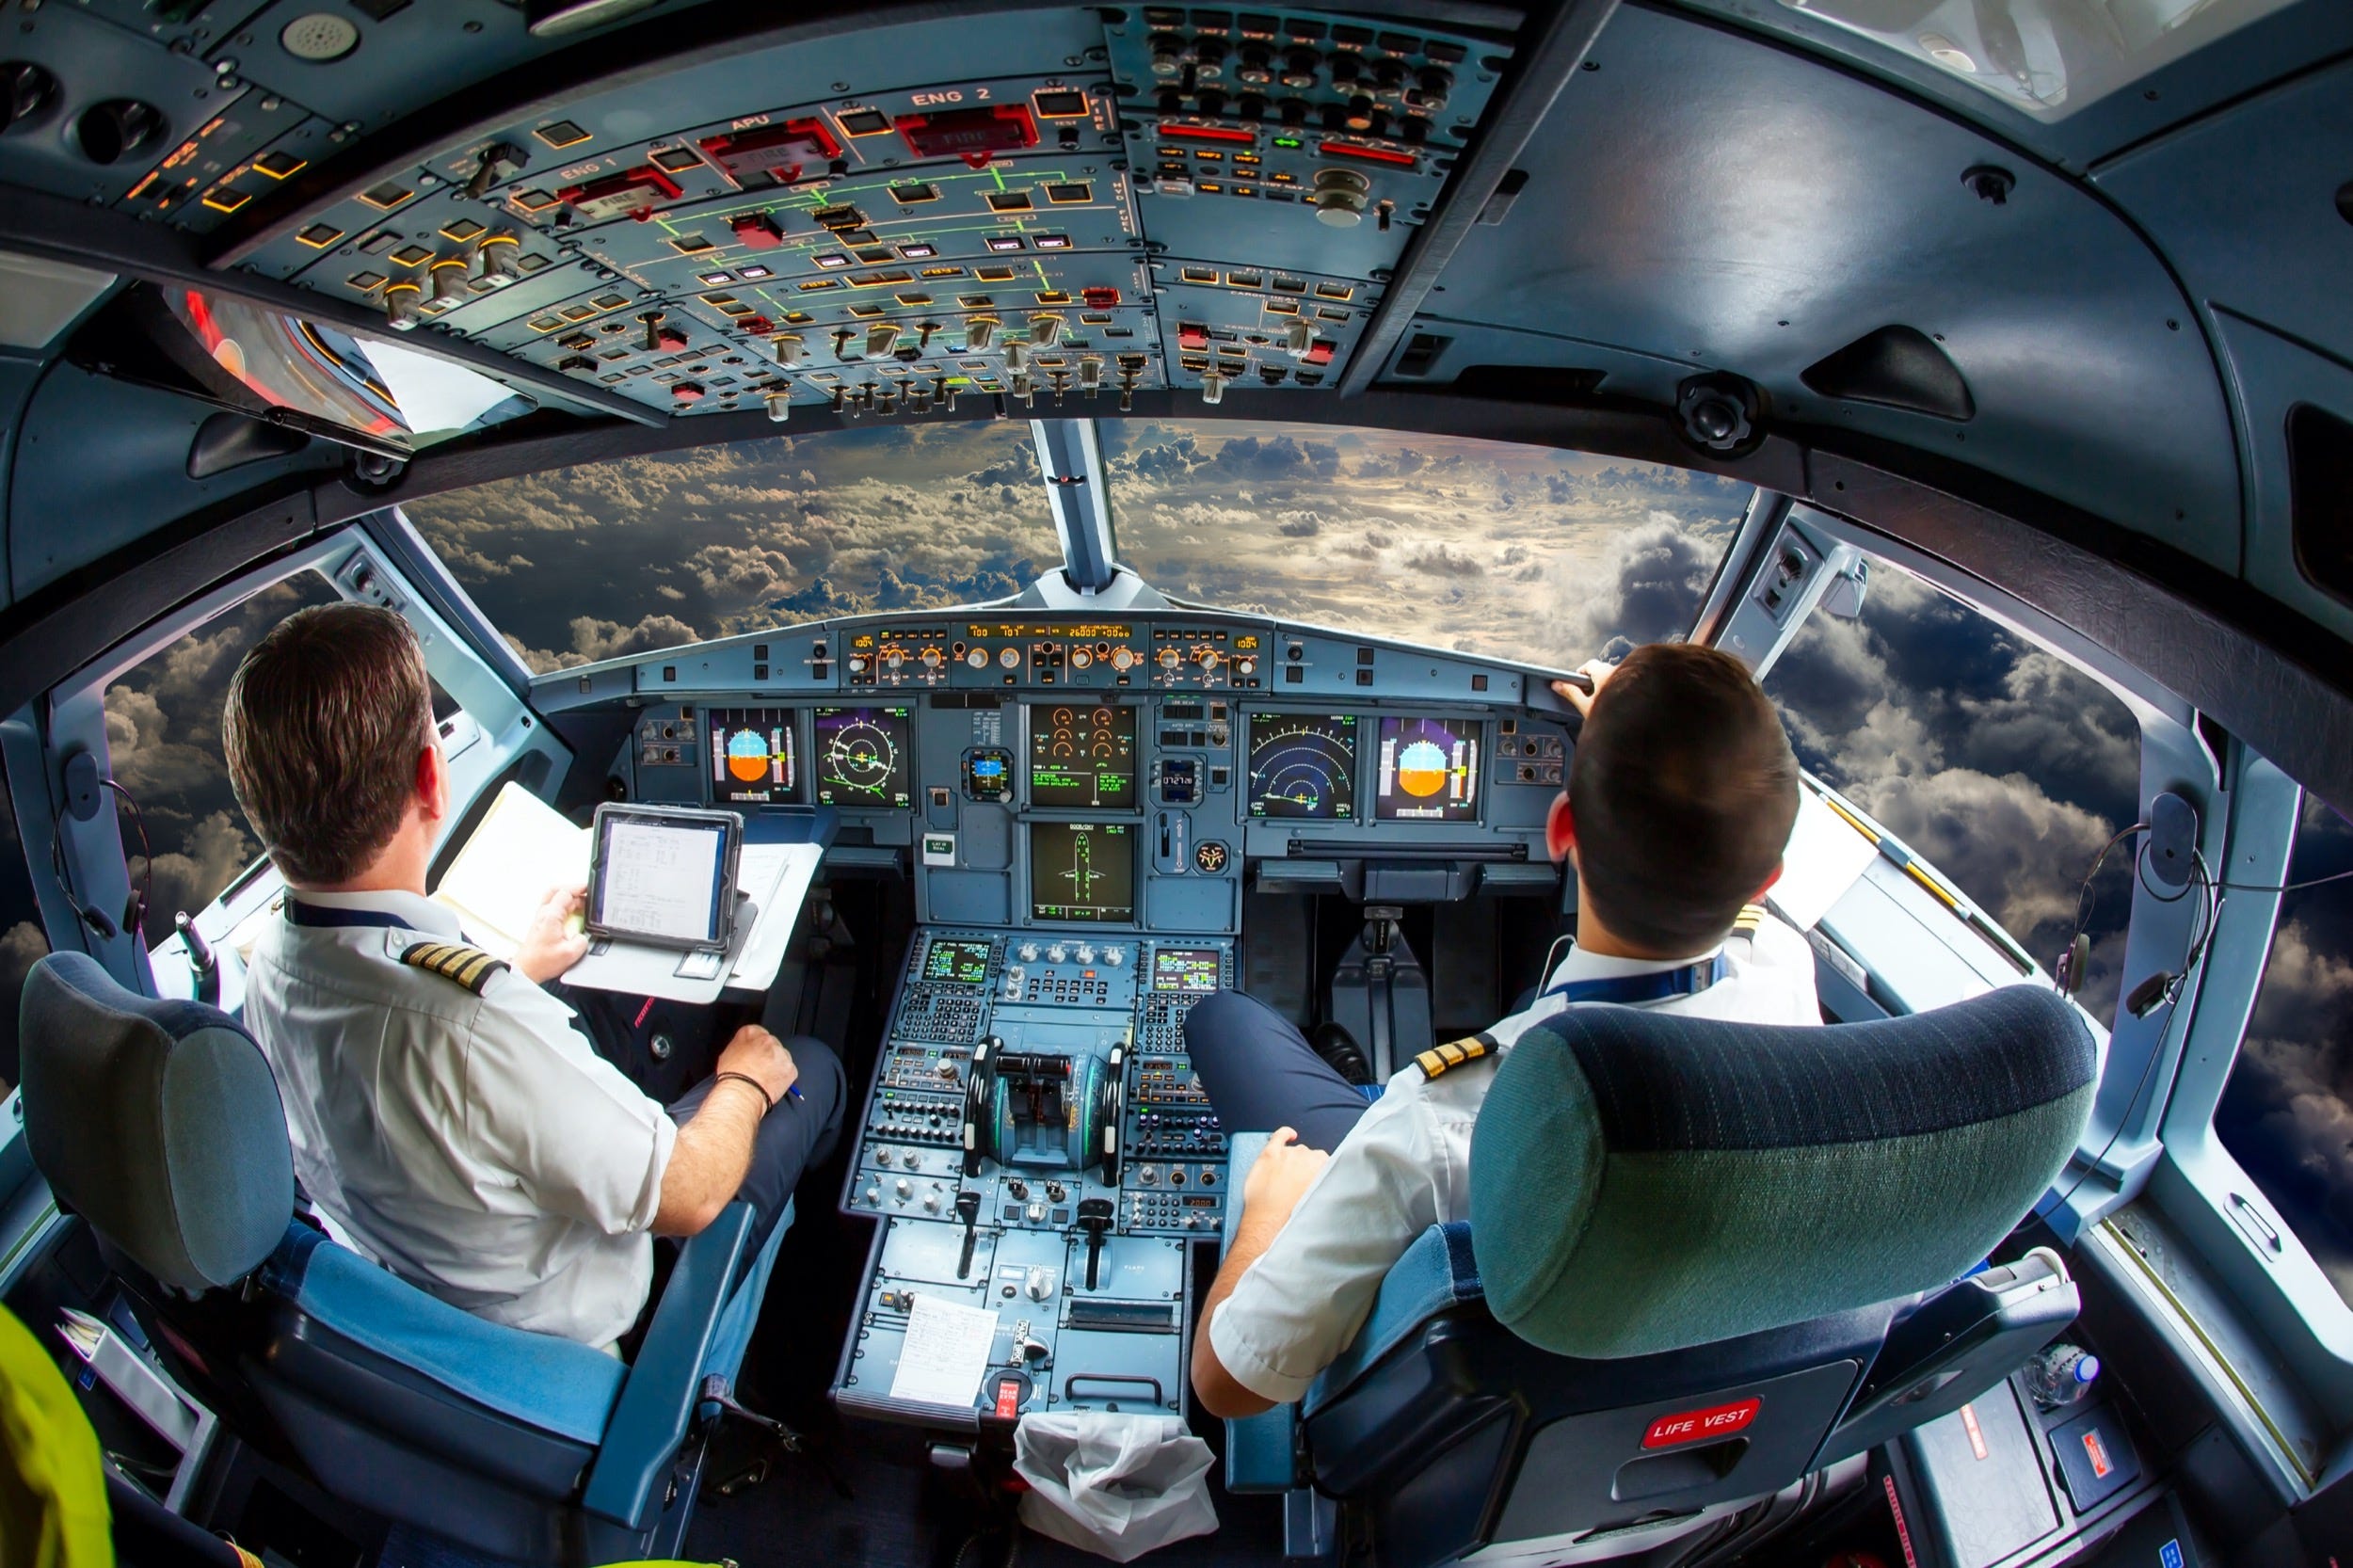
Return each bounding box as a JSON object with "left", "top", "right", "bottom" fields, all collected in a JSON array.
[
  {"left": 555, "top": 165, "right": 682, "bottom": 223},
  {"left": 895, "top": 104, "right": 1038, "bottom": 168},
  {"left": 1317, "top": 139, "right": 1417, "bottom": 168},
  {"left": 699, "top": 119, "right": 841, "bottom": 185},
  {"left": 1160, "top": 122, "right": 1257, "bottom": 144},
  {"left": 1082, "top": 286, "right": 1121, "bottom": 309}
]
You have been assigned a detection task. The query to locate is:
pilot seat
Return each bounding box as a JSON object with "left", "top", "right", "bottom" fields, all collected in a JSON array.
[
  {"left": 16, "top": 951, "right": 792, "bottom": 1566},
  {"left": 1221, "top": 984, "right": 2098, "bottom": 1567}
]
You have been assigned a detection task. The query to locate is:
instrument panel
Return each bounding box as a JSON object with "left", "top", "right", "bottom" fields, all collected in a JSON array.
[{"left": 605, "top": 608, "right": 1572, "bottom": 936}]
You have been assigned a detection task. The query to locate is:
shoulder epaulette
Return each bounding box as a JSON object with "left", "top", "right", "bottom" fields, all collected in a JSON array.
[
  {"left": 1415, "top": 1033, "right": 1498, "bottom": 1081},
  {"left": 400, "top": 941, "right": 508, "bottom": 996},
  {"left": 1730, "top": 903, "right": 1767, "bottom": 937}
]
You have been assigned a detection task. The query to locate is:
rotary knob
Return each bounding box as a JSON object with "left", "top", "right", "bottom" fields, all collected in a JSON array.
[
  {"left": 1112, "top": 648, "right": 1139, "bottom": 671},
  {"left": 1158, "top": 648, "right": 1181, "bottom": 670},
  {"left": 1018, "top": 943, "right": 1040, "bottom": 962},
  {"left": 1235, "top": 656, "right": 1257, "bottom": 677},
  {"left": 1000, "top": 646, "right": 1022, "bottom": 669},
  {"left": 1070, "top": 647, "right": 1093, "bottom": 668},
  {"left": 894, "top": 1177, "right": 913, "bottom": 1200},
  {"left": 1194, "top": 647, "right": 1221, "bottom": 669},
  {"left": 886, "top": 650, "right": 904, "bottom": 669},
  {"left": 1102, "top": 945, "right": 1126, "bottom": 966},
  {"left": 875, "top": 1148, "right": 894, "bottom": 1167},
  {"left": 1139, "top": 1164, "right": 1159, "bottom": 1186},
  {"left": 1047, "top": 944, "right": 1068, "bottom": 963},
  {"left": 967, "top": 648, "right": 989, "bottom": 668},
  {"left": 847, "top": 655, "right": 870, "bottom": 674},
  {"left": 1076, "top": 943, "right": 1096, "bottom": 964},
  {"left": 921, "top": 648, "right": 943, "bottom": 668},
  {"left": 921, "top": 1187, "right": 942, "bottom": 1213}
]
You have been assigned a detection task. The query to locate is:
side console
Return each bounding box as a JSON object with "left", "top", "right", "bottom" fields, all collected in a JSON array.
[{"left": 834, "top": 928, "right": 1235, "bottom": 1431}]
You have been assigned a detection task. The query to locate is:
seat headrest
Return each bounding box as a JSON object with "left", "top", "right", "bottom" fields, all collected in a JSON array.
[
  {"left": 1469, "top": 984, "right": 2096, "bottom": 1360},
  {"left": 18, "top": 952, "right": 294, "bottom": 1294}
]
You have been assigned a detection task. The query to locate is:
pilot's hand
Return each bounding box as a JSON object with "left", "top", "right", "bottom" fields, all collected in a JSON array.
[
  {"left": 1552, "top": 659, "right": 1617, "bottom": 718},
  {"left": 514, "top": 885, "right": 589, "bottom": 984},
  {"left": 718, "top": 1024, "right": 797, "bottom": 1109},
  {"left": 1241, "top": 1128, "right": 1330, "bottom": 1227}
]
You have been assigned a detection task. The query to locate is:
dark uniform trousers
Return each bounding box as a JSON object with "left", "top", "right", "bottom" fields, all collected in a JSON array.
[{"left": 1182, "top": 989, "right": 1374, "bottom": 1155}]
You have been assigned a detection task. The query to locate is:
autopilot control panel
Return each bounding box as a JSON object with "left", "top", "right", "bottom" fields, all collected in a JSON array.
[{"left": 831, "top": 927, "right": 1235, "bottom": 1430}]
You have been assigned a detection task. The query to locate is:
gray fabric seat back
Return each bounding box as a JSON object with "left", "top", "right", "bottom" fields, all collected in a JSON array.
[
  {"left": 1469, "top": 984, "right": 2097, "bottom": 1359},
  {"left": 19, "top": 952, "right": 294, "bottom": 1293}
]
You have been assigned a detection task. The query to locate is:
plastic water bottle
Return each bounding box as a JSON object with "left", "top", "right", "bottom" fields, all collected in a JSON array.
[{"left": 2025, "top": 1342, "right": 2101, "bottom": 1410}]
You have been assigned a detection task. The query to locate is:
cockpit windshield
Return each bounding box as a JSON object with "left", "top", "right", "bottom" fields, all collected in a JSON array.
[
  {"left": 405, "top": 423, "right": 1053, "bottom": 672},
  {"left": 1103, "top": 422, "right": 1749, "bottom": 670}
]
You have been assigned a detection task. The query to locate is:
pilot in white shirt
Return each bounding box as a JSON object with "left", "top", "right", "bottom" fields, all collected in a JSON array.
[
  {"left": 226, "top": 603, "right": 841, "bottom": 1352},
  {"left": 1188, "top": 645, "right": 1817, "bottom": 1415}
]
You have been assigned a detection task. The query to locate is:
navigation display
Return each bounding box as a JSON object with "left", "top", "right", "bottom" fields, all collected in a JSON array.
[
  {"left": 813, "top": 706, "right": 913, "bottom": 808},
  {"left": 1029, "top": 703, "right": 1136, "bottom": 809},
  {"left": 1375, "top": 716, "right": 1482, "bottom": 823},
  {"left": 1030, "top": 821, "right": 1136, "bottom": 923},
  {"left": 923, "top": 937, "right": 993, "bottom": 985},
  {"left": 1247, "top": 713, "right": 1358, "bottom": 820},
  {"left": 1151, "top": 948, "right": 1223, "bottom": 994},
  {"left": 708, "top": 708, "right": 801, "bottom": 804}
]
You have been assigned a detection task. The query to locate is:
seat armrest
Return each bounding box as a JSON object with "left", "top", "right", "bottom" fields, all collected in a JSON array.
[
  {"left": 1305, "top": 1224, "right": 1482, "bottom": 1416},
  {"left": 581, "top": 1203, "right": 754, "bottom": 1530},
  {"left": 1217, "top": 1131, "right": 1300, "bottom": 1492}
]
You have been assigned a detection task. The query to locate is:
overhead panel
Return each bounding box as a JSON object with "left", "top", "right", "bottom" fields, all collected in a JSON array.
[{"left": 0, "top": 4, "right": 1517, "bottom": 423}]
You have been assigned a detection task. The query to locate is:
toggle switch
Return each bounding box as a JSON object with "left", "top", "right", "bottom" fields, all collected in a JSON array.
[
  {"left": 966, "top": 317, "right": 997, "bottom": 352},
  {"left": 430, "top": 254, "right": 472, "bottom": 302},
  {"left": 1029, "top": 313, "right": 1064, "bottom": 347},
  {"left": 638, "top": 309, "right": 666, "bottom": 353},
  {"left": 1286, "top": 318, "right": 1315, "bottom": 358},
  {"left": 1201, "top": 371, "right": 1226, "bottom": 406},
  {"left": 866, "top": 322, "right": 902, "bottom": 358},
  {"left": 764, "top": 390, "right": 791, "bottom": 423},
  {"left": 774, "top": 332, "right": 807, "bottom": 366},
  {"left": 384, "top": 280, "right": 424, "bottom": 330},
  {"left": 474, "top": 233, "right": 521, "bottom": 287}
]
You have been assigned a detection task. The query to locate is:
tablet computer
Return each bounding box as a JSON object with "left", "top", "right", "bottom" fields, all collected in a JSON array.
[{"left": 585, "top": 804, "right": 743, "bottom": 952}]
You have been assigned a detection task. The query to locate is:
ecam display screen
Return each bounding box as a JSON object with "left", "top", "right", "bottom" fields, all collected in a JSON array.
[
  {"left": 924, "top": 937, "right": 992, "bottom": 984},
  {"left": 1374, "top": 716, "right": 1481, "bottom": 823},
  {"left": 1151, "top": 948, "right": 1222, "bottom": 993},
  {"left": 1030, "top": 821, "right": 1136, "bottom": 923},
  {"left": 1029, "top": 703, "right": 1136, "bottom": 809},
  {"left": 708, "top": 708, "right": 800, "bottom": 804},
  {"left": 813, "top": 706, "right": 913, "bottom": 808}
]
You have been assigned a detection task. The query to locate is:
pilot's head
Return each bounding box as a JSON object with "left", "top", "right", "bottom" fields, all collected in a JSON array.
[
  {"left": 1549, "top": 643, "right": 1799, "bottom": 957},
  {"left": 223, "top": 603, "right": 442, "bottom": 889}
]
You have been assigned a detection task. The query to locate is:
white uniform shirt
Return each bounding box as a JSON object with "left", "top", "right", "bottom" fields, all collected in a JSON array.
[
  {"left": 243, "top": 889, "right": 678, "bottom": 1351},
  {"left": 1209, "top": 913, "right": 1821, "bottom": 1404}
]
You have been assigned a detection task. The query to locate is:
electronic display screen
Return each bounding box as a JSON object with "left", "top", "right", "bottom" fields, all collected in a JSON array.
[
  {"left": 1029, "top": 821, "right": 1136, "bottom": 923},
  {"left": 812, "top": 706, "right": 913, "bottom": 808},
  {"left": 590, "top": 812, "right": 728, "bottom": 947},
  {"left": 1029, "top": 703, "right": 1136, "bottom": 809},
  {"left": 924, "top": 937, "right": 993, "bottom": 985},
  {"left": 1247, "top": 713, "right": 1358, "bottom": 821},
  {"left": 1374, "top": 716, "right": 1482, "bottom": 823},
  {"left": 707, "top": 708, "right": 801, "bottom": 804},
  {"left": 1151, "top": 948, "right": 1223, "bottom": 994}
]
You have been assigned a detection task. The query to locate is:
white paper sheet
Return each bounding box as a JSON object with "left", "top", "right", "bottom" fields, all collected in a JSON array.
[
  {"left": 430, "top": 782, "right": 589, "bottom": 957},
  {"left": 1766, "top": 785, "right": 1882, "bottom": 932},
  {"left": 889, "top": 1295, "right": 1000, "bottom": 1409},
  {"left": 727, "top": 841, "right": 824, "bottom": 989}
]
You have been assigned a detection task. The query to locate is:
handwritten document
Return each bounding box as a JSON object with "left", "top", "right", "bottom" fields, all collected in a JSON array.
[
  {"left": 599, "top": 819, "right": 724, "bottom": 943},
  {"left": 889, "top": 1295, "right": 1000, "bottom": 1409}
]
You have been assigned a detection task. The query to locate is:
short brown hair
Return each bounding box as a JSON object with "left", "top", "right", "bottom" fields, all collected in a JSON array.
[
  {"left": 1567, "top": 643, "right": 1800, "bottom": 955},
  {"left": 223, "top": 603, "right": 435, "bottom": 887}
]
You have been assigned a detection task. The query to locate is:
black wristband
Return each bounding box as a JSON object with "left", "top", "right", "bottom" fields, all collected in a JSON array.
[{"left": 712, "top": 1070, "right": 776, "bottom": 1114}]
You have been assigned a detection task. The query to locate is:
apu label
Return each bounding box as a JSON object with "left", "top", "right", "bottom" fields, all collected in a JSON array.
[{"left": 1641, "top": 1396, "right": 1762, "bottom": 1448}]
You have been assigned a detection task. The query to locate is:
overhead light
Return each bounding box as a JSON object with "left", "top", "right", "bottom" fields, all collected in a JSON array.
[
  {"left": 280, "top": 12, "right": 360, "bottom": 62},
  {"left": 524, "top": 0, "right": 660, "bottom": 38},
  {"left": 1916, "top": 33, "right": 1977, "bottom": 72}
]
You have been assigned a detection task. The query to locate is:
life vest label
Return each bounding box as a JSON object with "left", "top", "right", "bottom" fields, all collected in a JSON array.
[{"left": 1641, "top": 1396, "right": 1761, "bottom": 1448}]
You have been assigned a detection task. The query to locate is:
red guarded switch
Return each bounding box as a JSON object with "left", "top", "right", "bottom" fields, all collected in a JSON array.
[
  {"left": 896, "top": 104, "right": 1038, "bottom": 168},
  {"left": 730, "top": 212, "right": 786, "bottom": 249}
]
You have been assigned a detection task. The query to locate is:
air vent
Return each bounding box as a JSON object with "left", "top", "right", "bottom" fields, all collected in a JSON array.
[
  {"left": 1393, "top": 332, "right": 1450, "bottom": 377},
  {"left": 2290, "top": 403, "right": 2353, "bottom": 607},
  {"left": 1801, "top": 325, "right": 1974, "bottom": 422}
]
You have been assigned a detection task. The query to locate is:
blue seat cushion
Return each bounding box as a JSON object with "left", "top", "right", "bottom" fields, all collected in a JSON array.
[{"left": 262, "top": 1224, "right": 625, "bottom": 1445}]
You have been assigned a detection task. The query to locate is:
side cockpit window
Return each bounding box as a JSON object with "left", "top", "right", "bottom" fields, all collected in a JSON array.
[
  {"left": 101, "top": 570, "right": 342, "bottom": 951},
  {"left": 2214, "top": 797, "right": 2353, "bottom": 1306},
  {"left": 1764, "top": 561, "right": 2142, "bottom": 1024}
]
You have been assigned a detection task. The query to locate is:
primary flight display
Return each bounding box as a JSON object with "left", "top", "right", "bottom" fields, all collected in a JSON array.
[
  {"left": 1374, "top": 716, "right": 1482, "bottom": 823},
  {"left": 1029, "top": 703, "right": 1137, "bottom": 809},
  {"left": 814, "top": 706, "right": 913, "bottom": 808},
  {"left": 1247, "top": 713, "right": 1358, "bottom": 820},
  {"left": 708, "top": 708, "right": 800, "bottom": 805}
]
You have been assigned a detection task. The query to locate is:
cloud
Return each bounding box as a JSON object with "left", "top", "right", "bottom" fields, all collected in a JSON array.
[
  {"left": 132, "top": 810, "right": 257, "bottom": 941},
  {"left": 1277, "top": 512, "right": 1322, "bottom": 538},
  {"left": 0, "top": 921, "right": 46, "bottom": 994},
  {"left": 1568, "top": 518, "right": 1721, "bottom": 661}
]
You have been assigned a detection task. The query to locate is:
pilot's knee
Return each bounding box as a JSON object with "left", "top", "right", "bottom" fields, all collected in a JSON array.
[
  {"left": 783, "top": 1034, "right": 847, "bottom": 1127},
  {"left": 1181, "top": 989, "right": 1261, "bottom": 1067}
]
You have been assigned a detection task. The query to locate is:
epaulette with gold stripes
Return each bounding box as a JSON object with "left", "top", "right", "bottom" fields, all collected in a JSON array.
[
  {"left": 400, "top": 941, "right": 508, "bottom": 996},
  {"left": 1731, "top": 902, "right": 1767, "bottom": 935},
  {"left": 1415, "top": 1033, "right": 1498, "bottom": 1081}
]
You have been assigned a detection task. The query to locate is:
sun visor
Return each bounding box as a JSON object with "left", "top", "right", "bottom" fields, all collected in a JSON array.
[{"left": 0, "top": 251, "right": 119, "bottom": 349}]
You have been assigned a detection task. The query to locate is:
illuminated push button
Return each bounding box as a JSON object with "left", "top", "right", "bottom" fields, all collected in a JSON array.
[
  {"left": 968, "top": 648, "right": 990, "bottom": 668},
  {"left": 999, "top": 646, "right": 1021, "bottom": 669}
]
